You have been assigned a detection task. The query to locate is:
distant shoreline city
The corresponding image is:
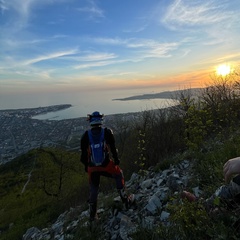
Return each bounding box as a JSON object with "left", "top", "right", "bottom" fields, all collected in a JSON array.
[
  {"left": 0, "top": 103, "right": 143, "bottom": 165},
  {"left": 0, "top": 104, "right": 72, "bottom": 114},
  {"left": 0, "top": 88, "right": 201, "bottom": 164}
]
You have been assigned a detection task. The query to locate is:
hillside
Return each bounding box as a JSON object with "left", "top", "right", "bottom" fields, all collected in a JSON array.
[
  {"left": 0, "top": 148, "right": 88, "bottom": 240},
  {"left": 113, "top": 88, "right": 202, "bottom": 101},
  {"left": 1, "top": 78, "right": 240, "bottom": 239},
  {"left": 22, "top": 158, "right": 195, "bottom": 240},
  {"left": 1, "top": 130, "right": 240, "bottom": 240},
  {"left": 22, "top": 131, "right": 240, "bottom": 240}
]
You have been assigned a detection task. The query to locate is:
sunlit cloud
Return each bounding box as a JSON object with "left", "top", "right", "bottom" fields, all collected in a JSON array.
[
  {"left": 69, "top": 52, "right": 118, "bottom": 69},
  {"left": 87, "top": 70, "right": 209, "bottom": 91},
  {"left": 194, "top": 53, "right": 240, "bottom": 68},
  {"left": 143, "top": 42, "right": 179, "bottom": 58},
  {"left": 118, "top": 72, "right": 139, "bottom": 76},
  {"left": 73, "top": 57, "right": 143, "bottom": 70},
  {"left": 74, "top": 61, "right": 116, "bottom": 69},
  {"left": 0, "top": 0, "right": 240, "bottom": 99},
  {"left": 217, "top": 53, "right": 240, "bottom": 62},
  {"left": 179, "top": 49, "right": 191, "bottom": 58},
  {"left": 93, "top": 37, "right": 180, "bottom": 59},
  {"left": 15, "top": 69, "right": 52, "bottom": 79},
  {"left": 203, "top": 39, "right": 225, "bottom": 46},
  {"left": 22, "top": 49, "right": 79, "bottom": 66},
  {"left": 76, "top": 53, "right": 117, "bottom": 62}
]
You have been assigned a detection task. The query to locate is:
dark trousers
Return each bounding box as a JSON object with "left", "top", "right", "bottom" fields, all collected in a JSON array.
[{"left": 88, "top": 160, "right": 125, "bottom": 203}]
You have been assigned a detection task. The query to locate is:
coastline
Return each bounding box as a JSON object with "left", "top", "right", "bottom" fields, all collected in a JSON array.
[
  {"left": 0, "top": 104, "right": 72, "bottom": 118},
  {"left": 113, "top": 88, "right": 202, "bottom": 101}
]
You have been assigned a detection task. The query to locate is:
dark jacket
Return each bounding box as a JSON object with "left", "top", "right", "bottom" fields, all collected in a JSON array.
[{"left": 80, "top": 126, "right": 119, "bottom": 168}]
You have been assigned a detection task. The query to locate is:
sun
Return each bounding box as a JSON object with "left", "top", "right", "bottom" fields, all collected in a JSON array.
[{"left": 216, "top": 64, "right": 231, "bottom": 76}]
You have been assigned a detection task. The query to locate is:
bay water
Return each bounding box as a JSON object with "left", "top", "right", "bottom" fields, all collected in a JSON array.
[{"left": 1, "top": 89, "right": 176, "bottom": 120}]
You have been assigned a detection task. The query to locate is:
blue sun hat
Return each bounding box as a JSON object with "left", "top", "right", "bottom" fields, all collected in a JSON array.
[{"left": 87, "top": 111, "right": 104, "bottom": 126}]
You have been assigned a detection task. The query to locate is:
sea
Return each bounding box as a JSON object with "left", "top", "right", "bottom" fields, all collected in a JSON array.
[{"left": 0, "top": 89, "right": 176, "bottom": 120}]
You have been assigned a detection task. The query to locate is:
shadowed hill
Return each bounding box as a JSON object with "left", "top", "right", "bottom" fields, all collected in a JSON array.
[
  {"left": 113, "top": 88, "right": 202, "bottom": 101},
  {"left": 0, "top": 148, "right": 87, "bottom": 240}
]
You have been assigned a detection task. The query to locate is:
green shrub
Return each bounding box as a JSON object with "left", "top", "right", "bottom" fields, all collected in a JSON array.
[{"left": 0, "top": 148, "right": 86, "bottom": 240}]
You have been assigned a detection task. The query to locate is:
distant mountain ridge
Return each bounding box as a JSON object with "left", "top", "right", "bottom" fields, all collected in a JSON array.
[{"left": 113, "top": 88, "right": 202, "bottom": 101}]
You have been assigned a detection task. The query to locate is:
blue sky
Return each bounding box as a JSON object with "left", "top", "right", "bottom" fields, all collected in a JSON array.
[{"left": 1, "top": 0, "right": 240, "bottom": 97}]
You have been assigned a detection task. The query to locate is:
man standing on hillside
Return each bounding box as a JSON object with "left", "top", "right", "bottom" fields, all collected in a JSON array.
[{"left": 80, "top": 111, "right": 134, "bottom": 222}]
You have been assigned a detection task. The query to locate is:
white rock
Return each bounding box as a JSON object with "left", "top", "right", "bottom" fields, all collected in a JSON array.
[
  {"left": 160, "top": 211, "right": 170, "bottom": 221},
  {"left": 141, "top": 179, "right": 153, "bottom": 189}
]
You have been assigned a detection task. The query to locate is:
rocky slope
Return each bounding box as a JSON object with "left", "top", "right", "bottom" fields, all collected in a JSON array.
[{"left": 23, "top": 159, "right": 200, "bottom": 240}]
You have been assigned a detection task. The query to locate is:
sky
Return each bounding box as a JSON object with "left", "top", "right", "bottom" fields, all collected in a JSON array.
[{"left": 1, "top": 0, "right": 240, "bottom": 100}]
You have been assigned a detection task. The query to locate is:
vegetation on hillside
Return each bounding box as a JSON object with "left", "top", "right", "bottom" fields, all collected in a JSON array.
[
  {"left": 128, "top": 71, "right": 240, "bottom": 239},
  {"left": 1, "top": 70, "right": 240, "bottom": 239},
  {"left": 0, "top": 148, "right": 88, "bottom": 240}
]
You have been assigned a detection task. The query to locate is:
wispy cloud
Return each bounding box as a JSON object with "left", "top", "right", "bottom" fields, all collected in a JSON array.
[
  {"left": 123, "top": 25, "right": 148, "bottom": 34},
  {"left": 1, "top": 0, "right": 70, "bottom": 31},
  {"left": 0, "top": 65, "right": 54, "bottom": 81},
  {"left": 22, "top": 49, "right": 79, "bottom": 66},
  {"left": 15, "top": 69, "right": 52, "bottom": 79},
  {"left": 73, "top": 57, "right": 140, "bottom": 70},
  {"left": 1, "top": 0, "right": 240, "bottom": 95},
  {"left": 93, "top": 37, "right": 128, "bottom": 45},
  {"left": 94, "top": 37, "right": 180, "bottom": 59},
  {"left": 0, "top": 0, "right": 30, "bottom": 30},
  {"left": 76, "top": 0, "right": 104, "bottom": 19},
  {"left": 76, "top": 53, "right": 117, "bottom": 62},
  {"left": 0, "top": 0, "right": 8, "bottom": 14},
  {"left": 162, "top": 0, "right": 233, "bottom": 28},
  {"left": 146, "top": 42, "right": 179, "bottom": 58},
  {"left": 198, "top": 53, "right": 240, "bottom": 66},
  {"left": 127, "top": 40, "right": 179, "bottom": 56},
  {"left": 71, "top": 39, "right": 180, "bottom": 70},
  {"left": 74, "top": 61, "right": 113, "bottom": 70},
  {"left": 0, "top": 49, "right": 79, "bottom": 71}
]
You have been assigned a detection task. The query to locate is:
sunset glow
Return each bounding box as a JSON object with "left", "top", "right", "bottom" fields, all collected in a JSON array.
[
  {"left": 216, "top": 64, "right": 231, "bottom": 76},
  {"left": 0, "top": 0, "right": 240, "bottom": 110}
]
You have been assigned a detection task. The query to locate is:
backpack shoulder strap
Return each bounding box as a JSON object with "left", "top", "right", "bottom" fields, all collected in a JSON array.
[
  {"left": 87, "top": 128, "right": 104, "bottom": 143},
  {"left": 101, "top": 127, "right": 105, "bottom": 141},
  {"left": 87, "top": 129, "right": 93, "bottom": 144}
]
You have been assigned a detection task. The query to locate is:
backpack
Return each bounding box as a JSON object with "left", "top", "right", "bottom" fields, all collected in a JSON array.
[{"left": 87, "top": 128, "right": 106, "bottom": 166}]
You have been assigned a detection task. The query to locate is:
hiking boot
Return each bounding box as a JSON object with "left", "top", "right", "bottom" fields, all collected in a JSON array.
[
  {"left": 89, "top": 214, "right": 99, "bottom": 232},
  {"left": 89, "top": 202, "right": 98, "bottom": 222},
  {"left": 118, "top": 188, "right": 127, "bottom": 200},
  {"left": 90, "top": 213, "right": 98, "bottom": 222},
  {"left": 118, "top": 189, "right": 135, "bottom": 209},
  {"left": 125, "top": 193, "right": 135, "bottom": 209},
  {"left": 181, "top": 191, "right": 197, "bottom": 202},
  {"left": 90, "top": 214, "right": 98, "bottom": 222}
]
